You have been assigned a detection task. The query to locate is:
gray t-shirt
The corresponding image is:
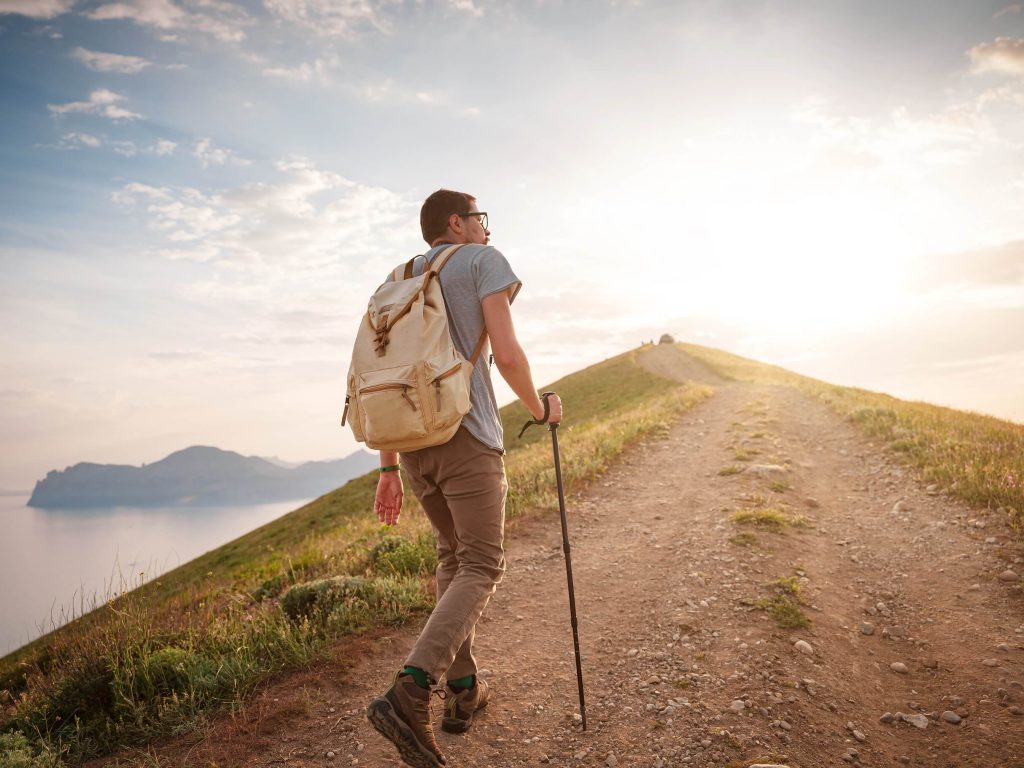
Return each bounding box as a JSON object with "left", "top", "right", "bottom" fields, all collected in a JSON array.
[{"left": 389, "top": 243, "right": 521, "bottom": 453}]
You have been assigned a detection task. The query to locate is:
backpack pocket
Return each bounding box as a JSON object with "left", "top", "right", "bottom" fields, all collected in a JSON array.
[
  {"left": 343, "top": 376, "right": 366, "bottom": 442},
  {"left": 425, "top": 354, "right": 472, "bottom": 431},
  {"left": 356, "top": 364, "right": 428, "bottom": 446}
]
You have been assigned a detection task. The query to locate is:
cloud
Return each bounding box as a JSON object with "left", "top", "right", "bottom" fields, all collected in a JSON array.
[
  {"left": 791, "top": 95, "right": 999, "bottom": 169},
  {"left": 909, "top": 239, "right": 1024, "bottom": 291},
  {"left": 59, "top": 132, "right": 101, "bottom": 148},
  {"left": 52, "top": 134, "right": 177, "bottom": 157},
  {"left": 87, "top": 0, "right": 248, "bottom": 43},
  {"left": 193, "top": 137, "right": 251, "bottom": 169},
  {"left": 448, "top": 0, "right": 482, "bottom": 16},
  {"left": 111, "top": 158, "right": 417, "bottom": 297},
  {"left": 263, "top": 0, "right": 397, "bottom": 38},
  {"left": 108, "top": 160, "right": 423, "bottom": 378},
  {"left": 969, "top": 37, "right": 1024, "bottom": 77},
  {"left": 262, "top": 57, "right": 335, "bottom": 83},
  {"left": 71, "top": 46, "right": 152, "bottom": 73},
  {"left": 47, "top": 89, "right": 142, "bottom": 120},
  {"left": 0, "top": 0, "right": 74, "bottom": 18},
  {"left": 994, "top": 4, "right": 1022, "bottom": 18}
]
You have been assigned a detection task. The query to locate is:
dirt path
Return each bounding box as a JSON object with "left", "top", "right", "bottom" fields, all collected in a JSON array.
[{"left": 126, "top": 346, "right": 1024, "bottom": 768}]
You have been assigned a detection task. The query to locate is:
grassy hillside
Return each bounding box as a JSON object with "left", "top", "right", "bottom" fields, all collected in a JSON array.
[
  {"left": 678, "top": 342, "right": 1024, "bottom": 530},
  {"left": 0, "top": 348, "right": 711, "bottom": 767}
]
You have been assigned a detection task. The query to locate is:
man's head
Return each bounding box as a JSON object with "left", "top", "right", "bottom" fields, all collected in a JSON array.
[{"left": 420, "top": 188, "right": 490, "bottom": 247}]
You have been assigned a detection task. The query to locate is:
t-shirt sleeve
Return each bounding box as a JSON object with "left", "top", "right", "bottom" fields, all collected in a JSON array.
[{"left": 472, "top": 246, "right": 522, "bottom": 305}]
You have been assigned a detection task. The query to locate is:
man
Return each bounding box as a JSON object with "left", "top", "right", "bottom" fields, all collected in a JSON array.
[{"left": 366, "top": 189, "right": 562, "bottom": 768}]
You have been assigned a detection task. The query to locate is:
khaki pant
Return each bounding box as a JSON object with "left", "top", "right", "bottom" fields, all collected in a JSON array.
[{"left": 400, "top": 426, "right": 508, "bottom": 683}]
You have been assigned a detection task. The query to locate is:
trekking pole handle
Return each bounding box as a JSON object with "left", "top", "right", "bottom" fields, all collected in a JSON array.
[{"left": 518, "top": 391, "right": 557, "bottom": 438}]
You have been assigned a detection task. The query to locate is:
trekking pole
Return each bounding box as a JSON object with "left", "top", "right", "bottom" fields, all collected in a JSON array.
[
  {"left": 549, "top": 418, "right": 588, "bottom": 730},
  {"left": 519, "top": 392, "right": 587, "bottom": 730}
]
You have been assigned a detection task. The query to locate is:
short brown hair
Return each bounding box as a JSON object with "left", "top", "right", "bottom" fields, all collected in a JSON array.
[{"left": 420, "top": 188, "right": 476, "bottom": 245}]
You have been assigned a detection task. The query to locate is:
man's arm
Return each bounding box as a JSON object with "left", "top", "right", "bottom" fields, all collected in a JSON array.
[{"left": 482, "top": 289, "right": 561, "bottom": 424}]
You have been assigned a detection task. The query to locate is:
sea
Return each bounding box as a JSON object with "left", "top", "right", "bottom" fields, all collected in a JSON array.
[{"left": 0, "top": 493, "right": 309, "bottom": 657}]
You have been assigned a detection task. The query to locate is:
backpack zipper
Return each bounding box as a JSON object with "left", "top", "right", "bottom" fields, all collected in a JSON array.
[
  {"left": 360, "top": 382, "right": 419, "bottom": 411},
  {"left": 432, "top": 364, "right": 462, "bottom": 411}
]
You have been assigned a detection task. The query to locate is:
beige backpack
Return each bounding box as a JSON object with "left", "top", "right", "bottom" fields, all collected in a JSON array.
[{"left": 341, "top": 244, "right": 486, "bottom": 452}]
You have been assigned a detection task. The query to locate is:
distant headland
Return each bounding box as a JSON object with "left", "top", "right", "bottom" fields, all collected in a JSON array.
[{"left": 27, "top": 446, "right": 377, "bottom": 509}]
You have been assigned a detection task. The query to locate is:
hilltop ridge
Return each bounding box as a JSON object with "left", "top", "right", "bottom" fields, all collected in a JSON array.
[{"left": 3, "top": 343, "right": 1022, "bottom": 768}]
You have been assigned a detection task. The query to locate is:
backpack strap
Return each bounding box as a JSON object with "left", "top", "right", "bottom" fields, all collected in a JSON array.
[
  {"left": 431, "top": 245, "right": 488, "bottom": 365},
  {"left": 469, "top": 329, "right": 488, "bottom": 366},
  {"left": 428, "top": 243, "right": 465, "bottom": 274},
  {"left": 392, "top": 257, "right": 416, "bottom": 282}
]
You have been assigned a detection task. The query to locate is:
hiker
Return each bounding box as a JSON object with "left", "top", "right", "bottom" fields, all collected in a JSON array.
[{"left": 366, "top": 189, "right": 562, "bottom": 767}]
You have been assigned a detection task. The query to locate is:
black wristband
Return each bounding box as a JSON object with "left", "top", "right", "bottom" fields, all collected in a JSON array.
[
  {"left": 518, "top": 392, "right": 557, "bottom": 438},
  {"left": 379, "top": 465, "right": 400, "bottom": 473}
]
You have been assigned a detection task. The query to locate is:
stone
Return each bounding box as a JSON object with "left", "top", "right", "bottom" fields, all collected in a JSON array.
[
  {"left": 860, "top": 622, "right": 875, "bottom": 636},
  {"left": 941, "top": 711, "right": 961, "bottom": 724},
  {"left": 326, "top": 752, "right": 335, "bottom": 759},
  {"left": 606, "top": 754, "right": 618, "bottom": 767},
  {"left": 794, "top": 640, "right": 814, "bottom": 654},
  {"left": 890, "top": 662, "right": 909, "bottom": 674},
  {"left": 746, "top": 464, "right": 789, "bottom": 477},
  {"left": 901, "top": 713, "right": 929, "bottom": 729},
  {"left": 729, "top": 699, "right": 746, "bottom": 713},
  {"left": 982, "top": 658, "right": 999, "bottom": 667},
  {"left": 853, "top": 730, "right": 867, "bottom": 742},
  {"left": 999, "top": 570, "right": 1020, "bottom": 582},
  {"left": 880, "top": 712, "right": 895, "bottom": 723},
  {"left": 647, "top": 675, "right": 662, "bottom": 685},
  {"left": 778, "top": 719, "right": 792, "bottom": 730},
  {"left": 1010, "top": 706, "right": 1024, "bottom": 716}
]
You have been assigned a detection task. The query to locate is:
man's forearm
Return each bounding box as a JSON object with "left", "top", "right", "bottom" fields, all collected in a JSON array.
[
  {"left": 494, "top": 344, "right": 544, "bottom": 420},
  {"left": 380, "top": 450, "right": 399, "bottom": 468}
]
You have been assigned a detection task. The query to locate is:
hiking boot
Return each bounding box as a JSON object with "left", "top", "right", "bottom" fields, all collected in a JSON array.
[
  {"left": 442, "top": 677, "right": 489, "bottom": 734},
  {"left": 367, "top": 672, "right": 447, "bottom": 768}
]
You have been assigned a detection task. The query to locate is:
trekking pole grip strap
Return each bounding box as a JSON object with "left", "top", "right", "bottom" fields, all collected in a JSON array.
[{"left": 517, "top": 391, "right": 557, "bottom": 438}]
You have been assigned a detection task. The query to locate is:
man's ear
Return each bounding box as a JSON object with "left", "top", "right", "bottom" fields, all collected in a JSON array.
[{"left": 448, "top": 213, "right": 463, "bottom": 236}]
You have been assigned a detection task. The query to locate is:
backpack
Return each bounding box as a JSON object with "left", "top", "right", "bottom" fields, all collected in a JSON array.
[{"left": 341, "top": 244, "right": 487, "bottom": 452}]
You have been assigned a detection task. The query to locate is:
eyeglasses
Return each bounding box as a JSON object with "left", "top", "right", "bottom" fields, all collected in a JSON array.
[{"left": 459, "top": 211, "right": 488, "bottom": 230}]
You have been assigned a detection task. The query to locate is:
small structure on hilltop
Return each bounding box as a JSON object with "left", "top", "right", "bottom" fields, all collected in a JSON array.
[{"left": 659, "top": 333, "right": 675, "bottom": 345}]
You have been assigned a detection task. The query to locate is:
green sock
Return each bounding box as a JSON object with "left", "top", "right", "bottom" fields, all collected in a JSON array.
[
  {"left": 448, "top": 673, "right": 475, "bottom": 691},
  {"left": 402, "top": 666, "right": 430, "bottom": 689}
]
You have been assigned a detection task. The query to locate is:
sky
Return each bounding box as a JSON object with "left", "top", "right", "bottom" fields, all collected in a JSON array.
[{"left": 1, "top": 0, "right": 1023, "bottom": 491}]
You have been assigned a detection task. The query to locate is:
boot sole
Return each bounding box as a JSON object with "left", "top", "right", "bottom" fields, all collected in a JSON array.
[{"left": 367, "top": 697, "right": 444, "bottom": 768}]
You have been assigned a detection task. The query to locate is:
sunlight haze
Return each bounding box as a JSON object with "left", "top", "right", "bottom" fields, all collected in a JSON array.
[{"left": 2, "top": 0, "right": 1023, "bottom": 490}]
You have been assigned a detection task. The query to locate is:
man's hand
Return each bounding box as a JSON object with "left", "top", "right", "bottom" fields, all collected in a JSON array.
[
  {"left": 374, "top": 471, "right": 403, "bottom": 526},
  {"left": 539, "top": 392, "right": 562, "bottom": 425}
]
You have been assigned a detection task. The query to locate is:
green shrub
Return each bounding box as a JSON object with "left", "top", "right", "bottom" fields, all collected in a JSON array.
[
  {"left": 280, "top": 575, "right": 431, "bottom": 630},
  {"left": 0, "top": 731, "right": 64, "bottom": 768},
  {"left": 370, "top": 534, "right": 437, "bottom": 577}
]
